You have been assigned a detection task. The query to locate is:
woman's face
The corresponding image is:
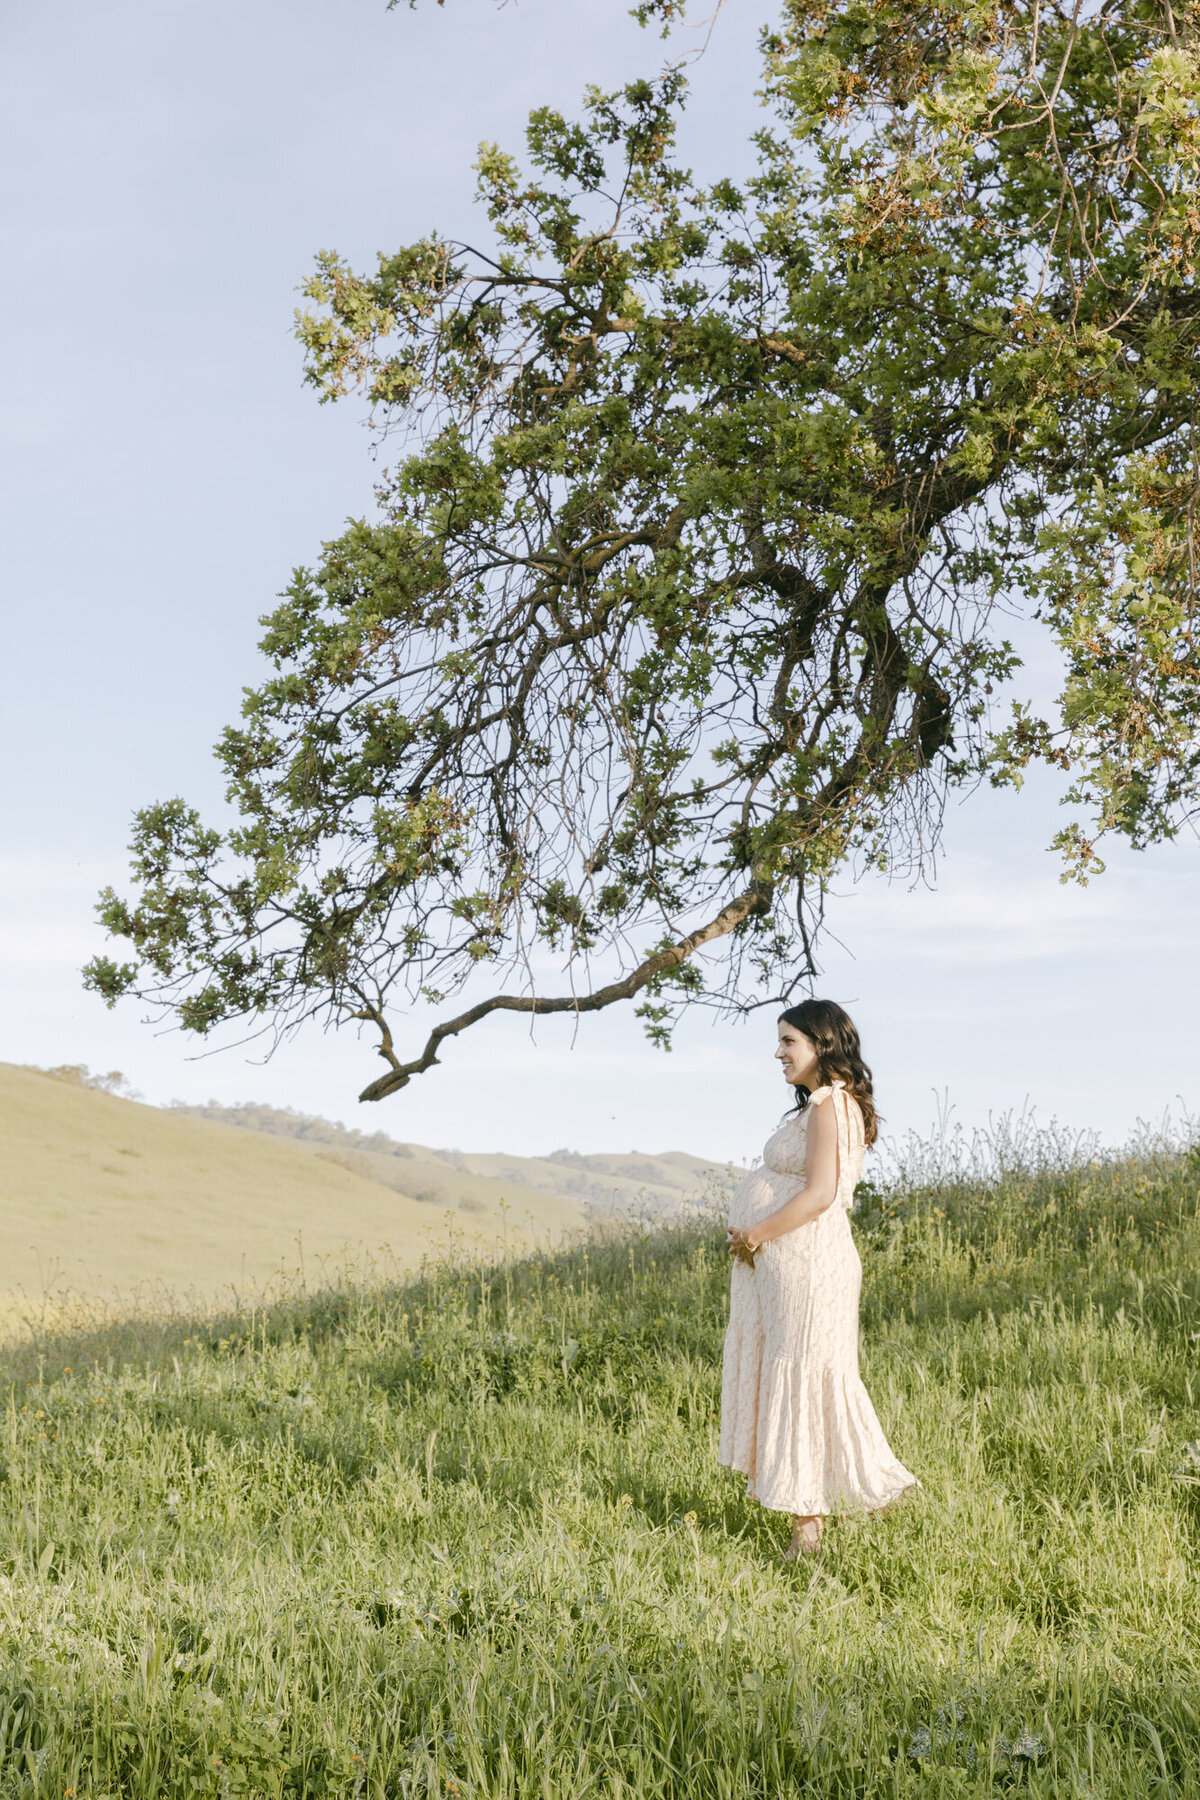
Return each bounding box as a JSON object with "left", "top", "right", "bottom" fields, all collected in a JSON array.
[{"left": 775, "top": 1022, "right": 820, "bottom": 1087}]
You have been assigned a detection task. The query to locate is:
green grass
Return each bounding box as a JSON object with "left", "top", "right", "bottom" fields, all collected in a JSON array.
[{"left": 3, "top": 1136, "right": 1200, "bottom": 1797}]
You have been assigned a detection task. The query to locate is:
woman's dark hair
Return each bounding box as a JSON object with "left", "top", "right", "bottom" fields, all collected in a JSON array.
[{"left": 778, "top": 998, "right": 879, "bottom": 1146}]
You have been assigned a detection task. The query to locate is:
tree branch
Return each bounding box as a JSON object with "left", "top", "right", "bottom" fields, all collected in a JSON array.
[{"left": 356, "top": 875, "right": 774, "bottom": 1101}]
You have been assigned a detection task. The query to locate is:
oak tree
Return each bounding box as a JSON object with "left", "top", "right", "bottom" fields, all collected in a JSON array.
[{"left": 87, "top": 0, "right": 1200, "bottom": 1101}]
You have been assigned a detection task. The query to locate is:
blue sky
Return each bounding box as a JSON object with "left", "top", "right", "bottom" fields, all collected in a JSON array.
[{"left": 2, "top": 0, "right": 1197, "bottom": 1160}]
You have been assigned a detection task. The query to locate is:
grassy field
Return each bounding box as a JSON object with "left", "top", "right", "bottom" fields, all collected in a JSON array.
[{"left": 2, "top": 1130, "right": 1199, "bottom": 1796}]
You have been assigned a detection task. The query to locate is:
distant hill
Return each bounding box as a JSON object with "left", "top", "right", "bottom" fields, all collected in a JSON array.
[
  {"left": 0, "top": 1066, "right": 587, "bottom": 1327},
  {"left": 167, "top": 1098, "right": 740, "bottom": 1219}
]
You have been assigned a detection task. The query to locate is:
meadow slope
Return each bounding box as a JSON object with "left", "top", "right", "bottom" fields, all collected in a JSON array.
[
  {"left": 0, "top": 1066, "right": 585, "bottom": 1319},
  {"left": 1, "top": 1138, "right": 1199, "bottom": 1796}
]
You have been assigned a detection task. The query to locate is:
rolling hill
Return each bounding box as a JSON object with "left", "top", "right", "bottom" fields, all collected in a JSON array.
[
  {"left": 168, "top": 1097, "right": 740, "bottom": 1219},
  {"left": 0, "top": 1067, "right": 736, "bottom": 1331},
  {"left": 0, "top": 1065, "right": 586, "bottom": 1326}
]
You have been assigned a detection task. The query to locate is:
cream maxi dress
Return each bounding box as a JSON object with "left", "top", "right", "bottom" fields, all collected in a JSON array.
[{"left": 718, "top": 1081, "right": 916, "bottom": 1517}]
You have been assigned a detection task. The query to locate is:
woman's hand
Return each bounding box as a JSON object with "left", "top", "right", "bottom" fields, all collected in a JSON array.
[{"left": 726, "top": 1227, "right": 761, "bottom": 1267}]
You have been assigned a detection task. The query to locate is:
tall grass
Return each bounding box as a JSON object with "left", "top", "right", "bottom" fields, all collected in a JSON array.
[{"left": 2, "top": 1124, "right": 1200, "bottom": 1796}]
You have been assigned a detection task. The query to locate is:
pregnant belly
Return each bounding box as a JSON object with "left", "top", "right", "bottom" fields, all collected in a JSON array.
[{"left": 727, "top": 1166, "right": 802, "bottom": 1228}]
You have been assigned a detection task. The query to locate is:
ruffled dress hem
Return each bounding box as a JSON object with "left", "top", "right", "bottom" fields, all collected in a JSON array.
[
  {"left": 721, "top": 1459, "right": 920, "bottom": 1519},
  {"left": 717, "top": 1351, "right": 918, "bottom": 1516}
]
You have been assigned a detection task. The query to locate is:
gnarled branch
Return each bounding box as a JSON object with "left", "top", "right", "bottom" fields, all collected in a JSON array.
[{"left": 356, "top": 876, "right": 774, "bottom": 1101}]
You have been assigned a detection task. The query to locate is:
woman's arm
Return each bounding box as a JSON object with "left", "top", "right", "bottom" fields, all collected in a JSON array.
[{"left": 728, "top": 1098, "right": 840, "bottom": 1260}]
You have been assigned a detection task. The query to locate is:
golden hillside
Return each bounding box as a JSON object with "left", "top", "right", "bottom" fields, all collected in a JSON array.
[
  {"left": 171, "top": 1099, "right": 739, "bottom": 1218},
  {"left": 0, "top": 1065, "right": 585, "bottom": 1323}
]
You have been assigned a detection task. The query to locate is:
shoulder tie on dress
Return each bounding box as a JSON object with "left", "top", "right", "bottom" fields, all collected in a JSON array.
[
  {"left": 804, "top": 1081, "right": 854, "bottom": 1208},
  {"left": 804, "top": 1078, "right": 845, "bottom": 1108}
]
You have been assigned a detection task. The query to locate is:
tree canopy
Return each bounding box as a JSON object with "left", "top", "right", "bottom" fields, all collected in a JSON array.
[{"left": 86, "top": 0, "right": 1200, "bottom": 1102}]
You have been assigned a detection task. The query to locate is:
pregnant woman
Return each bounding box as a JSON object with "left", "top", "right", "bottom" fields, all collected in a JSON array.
[{"left": 719, "top": 998, "right": 916, "bottom": 1557}]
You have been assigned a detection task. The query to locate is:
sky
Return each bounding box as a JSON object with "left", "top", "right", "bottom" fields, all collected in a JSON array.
[{"left": 2, "top": 0, "right": 1198, "bottom": 1162}]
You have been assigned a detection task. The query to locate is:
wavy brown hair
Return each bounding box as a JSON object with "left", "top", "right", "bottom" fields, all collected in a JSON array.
[{"left": 778, "top": 998, "right": 879, "bottom": 1146}]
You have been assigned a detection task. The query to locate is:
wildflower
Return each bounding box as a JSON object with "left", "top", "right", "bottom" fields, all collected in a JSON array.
[
  {"left": 997, "top": 1733, "right": 1046, "bottom": 1763},
  {"left": 908, "top": 1705, "right": 977, "bottom": 1767}
]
